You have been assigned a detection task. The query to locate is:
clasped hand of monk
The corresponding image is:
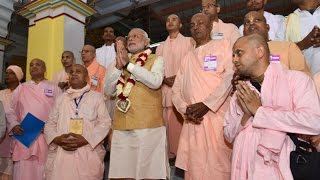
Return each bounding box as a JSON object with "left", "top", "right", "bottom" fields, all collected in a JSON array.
[
  {"left": 185, "top": 102, "right": 210, "bottom": 124},
  {"left": 235, "top": 81, "right": 262, "bottom": 124},
  {"left": 115, "top": 39, "right": 129, "bottom": 70},
  {"left": 163, "top": 76, "right": 176, "bottom": 87},
  {"left": 53, "top": 133, "right": 89, "bottom": 151}
]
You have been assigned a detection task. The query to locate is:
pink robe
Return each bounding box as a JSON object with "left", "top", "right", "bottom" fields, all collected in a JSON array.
[
  {"left": 156, "top": 33, "right": 194, "bottom": 155},
  {"left": 44, "top": 85, "right": 111, "bottom": 180},
  {"left": 0, "top": 89, "right": 14, "bottom": 177},
  {"left": 52, "top": 69, "right": 69, "bottom": 84},
  {"left": 172, "top": 40, "right": 234, "bottom": 180},
  {"left": 224, "top": 64, "right": 320, "bottom": 180},
  {"left": 211, "top": 19, "right": 241, "bottom": 47},
  {"left": 6, "top": 80, "right": 61, "bottom": 180}
]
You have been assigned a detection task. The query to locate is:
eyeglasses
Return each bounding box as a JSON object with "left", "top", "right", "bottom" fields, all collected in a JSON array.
[
  {"left": 201, "top": 3, "right": 218, "bottom": 11},
  {"left": 80, "top": 50, "right": 94, "bottom": 54}
]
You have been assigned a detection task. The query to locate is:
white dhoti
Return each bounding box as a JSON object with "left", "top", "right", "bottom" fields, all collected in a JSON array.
[{"left": 108, "top": 126, "right": 170, "bottom": 179}]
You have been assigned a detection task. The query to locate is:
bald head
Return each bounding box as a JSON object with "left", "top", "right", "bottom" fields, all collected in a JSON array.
[
  {"left": 245, "top": 34, "right": 269, "bottom": 54},
  {"left": 236, "top": 34, "right": 270, "bottom": 59},
  {"left": 243, "top": 11, "right": 269, "bottom": 40},
  {"left": 31, "top": 58, "right": 46, "bottom": 68},
  {"left": 232, "top": 34, "right": 270, "bottom": 77},
  {"left": 61, "top": 50, "right": 75, "bottom": 68},
  {"left": 30, "top": 58, "right": 46, "bottom": 79},
  {"left": 190, "top": 13, "right": 212, "bottom": 47},
  {"left": 69, "top": 64, "right": 89, "bottom": 89},
  {"left": 81, "top": 45, "right": 96, "bottom": 66},
  {"left": 166, "top": 14, "right": 182, "bottom": 33}
]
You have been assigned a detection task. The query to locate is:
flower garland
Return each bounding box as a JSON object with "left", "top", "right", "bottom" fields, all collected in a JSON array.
[{"left": 116, "top": 48, "right": 152, "bottom": 101}]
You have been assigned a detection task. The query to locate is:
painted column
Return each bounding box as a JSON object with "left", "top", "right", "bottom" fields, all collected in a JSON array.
[{"left": 18, "top": 0, "right": 95, "bottom": 80}]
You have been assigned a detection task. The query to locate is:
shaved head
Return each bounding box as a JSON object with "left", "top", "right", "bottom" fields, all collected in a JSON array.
[
  {"left": 243, "top": 11, "right": 269, "bottom": 40},
  {"left": 30, "top": 58, "right": 46, "bottom": 79},
  {"left": 167, "top": 14, "right": 180, "bottom": 21},
  {"left": 244, "top": 34, "right": 270, "bottom": 55},
  {"left": 81, "top": 45, "right": 96, "bottom": 66},
  {"left": 83, "top": 45, "right": 95, "bottom": 52},
  {"left": 190, "top": 13, "right": 212, "bottom": 46},
  {"left": 31, "top": 58, "right": 46, "bottom": 69},
  {"left": 69, "top": 64, "right": 89, "bottom": 89},
  {"left": 73, "top": 64, "right": 88, "bottom": 77},
  {"left": 232, "top": 34, "right": 270, "bottom": 77},
  {"left": 166, "top": 14, "right": 182, "bottom": 32}
]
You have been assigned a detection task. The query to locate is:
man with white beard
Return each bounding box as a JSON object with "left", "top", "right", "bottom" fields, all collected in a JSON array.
[{"left": 105, "top": 28, "right": 169, "bottom": 180}]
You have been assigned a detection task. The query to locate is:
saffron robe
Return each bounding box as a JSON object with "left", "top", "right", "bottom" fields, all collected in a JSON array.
[
  {"left": 156, "top": 33, "right": 194, "bottom": 155},
  {"left": 172, "top": 39, "right": 234, "bottom": 180}
]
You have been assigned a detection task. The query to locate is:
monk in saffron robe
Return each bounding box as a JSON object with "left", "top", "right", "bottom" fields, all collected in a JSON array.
[
  {"left": 156, "top": 14, "right": 194, "bottom": 158},
  {"left": 172, "top": 13, "right": 233, "bottom": 180}
]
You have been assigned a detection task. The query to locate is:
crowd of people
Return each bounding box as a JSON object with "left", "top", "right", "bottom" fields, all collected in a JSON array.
[{"left": 0, "top": 0, "right": 320, "bottom": 179}]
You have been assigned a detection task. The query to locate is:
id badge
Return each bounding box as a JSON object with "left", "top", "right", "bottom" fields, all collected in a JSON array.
[
  {"left": 69, "top": 118, "right": 83, "bottom": 135},
  {"left": 91, "top": 76, "right": 98, "bottom": 87},
  {"left": 212, "top": 32, "right": 223, "bottom": 40},
  {"left": 270, "top": 55, "right": 280, "bottom": 63},
  {"left": 44, "top": 89, "right": 53, "bottom": 97},
  {"left": 204, "top": 55, "right": 217, "bottom": 71}
]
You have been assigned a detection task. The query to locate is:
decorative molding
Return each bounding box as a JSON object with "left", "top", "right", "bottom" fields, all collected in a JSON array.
[
  {"left": 18, "top": 0, "right": 95, "bottom": 20},
  {"left": 32, "top": 13, "right": 86, "bottom": 26}
]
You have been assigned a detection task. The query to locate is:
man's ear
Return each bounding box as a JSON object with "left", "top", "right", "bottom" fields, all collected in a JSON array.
[
  {"left": 144, "top": 38, "right": 150, "bottom": 48},
  {"left": 216, "top": 4, "right": 221, "bottom": 14},
  {"left": 264, "top": 0, "right": 268, "bottom": 5},
  {"left": 85, "top": 76, "right": 90, "bottom": 84},
  {"left": 255, "top": 45, "right": 265, "bottom": 59},
  {"left": 266, "top": 24, "right": 270, "bottom": 32}
]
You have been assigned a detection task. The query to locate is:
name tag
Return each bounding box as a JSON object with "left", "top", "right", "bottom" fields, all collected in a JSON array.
[
  {"left": 44, "top": 89, "right": 53, "bottom": 96},
  {"left": 270, "top": 55, "right": 280, "bottom": 63},
  {"left": 69, "top": 118, "right": 83, "bottom": 135},
  {"left": 204, "top": 55, "right": 217, "bottom": 71},
  {"left": 212, "top": 32, "right": 223, "bottom": 40},
  {"left": 91, "top": 76, "right": 98, "bottom": 87}
]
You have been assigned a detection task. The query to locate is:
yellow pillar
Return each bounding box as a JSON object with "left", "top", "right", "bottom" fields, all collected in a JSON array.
[{"left": 18, "top": 0, "right": 95, "bottom": 80}]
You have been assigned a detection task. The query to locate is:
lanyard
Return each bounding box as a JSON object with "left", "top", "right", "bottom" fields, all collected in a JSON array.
[{"left": 74, "top": 90, "right": 90, "bottom": 116}]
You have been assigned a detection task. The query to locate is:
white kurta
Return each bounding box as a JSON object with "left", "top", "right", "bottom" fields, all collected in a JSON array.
[
  {"left": 287, "top": 7, "right": 320, "bottom": 75},
  {"left": 96, "top": 44, "right": 116, "bottom": 69}
]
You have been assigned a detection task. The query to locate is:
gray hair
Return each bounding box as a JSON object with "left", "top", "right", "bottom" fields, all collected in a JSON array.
[{"left": 131, "top": 28, "right": 150, "bottom": 46}]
